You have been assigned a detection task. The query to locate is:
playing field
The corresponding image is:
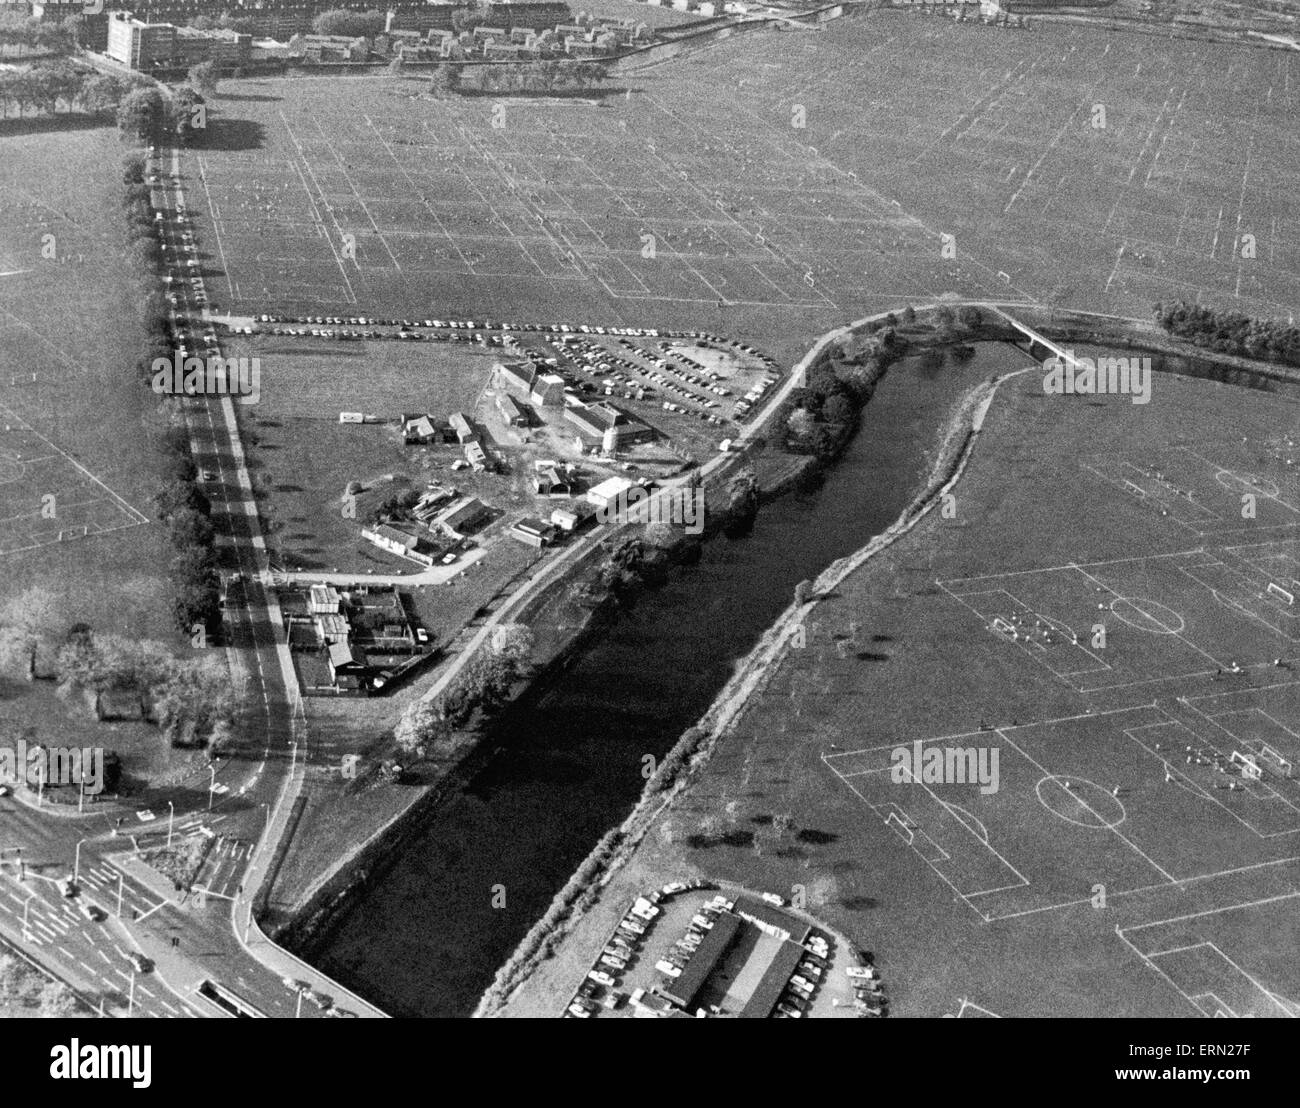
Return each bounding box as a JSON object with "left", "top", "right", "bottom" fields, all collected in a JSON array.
[{"left": 181, "top": 10, "right": 1300, "bottom": 364}]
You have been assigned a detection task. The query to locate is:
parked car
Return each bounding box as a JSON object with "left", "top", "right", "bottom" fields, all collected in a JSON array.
[{"left": 78, "top": 901, "right": 105, "bottom": 922}]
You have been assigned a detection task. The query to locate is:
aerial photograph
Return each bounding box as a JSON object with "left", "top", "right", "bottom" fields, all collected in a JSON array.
[{"left": 0, "top": 0, "right": 1296, "bottom": 1073}]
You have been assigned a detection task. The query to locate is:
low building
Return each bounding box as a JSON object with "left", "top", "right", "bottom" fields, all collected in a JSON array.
[
  {"left": 431, "top": 496, "right": 492, "bottom": 538},
  {"left": 314, "top": 612, "right": 351, "bottom": 644},
  {"left": 361, "top": 523, "right": 441, "bottom": 568},
  {"left": 465, "top": 441, "right": 488, "bottom": 471},
  {"left": 510, "top": 517, "right": 555, "bottom": 548},
  {"left": 532, "top": 464, "right": 571, "bottom": 497},
  {"left": 308, "top": 584, "right": 342, "bottom": 615},
  {"left": 448, "top": 411, "right": 479, "bottom": 444},
  {"left": 659, "top": 911, "right": 741, "bottom": 1011},
  {"left": 496, "top": 393, "right": 530, "bottom": 427},
  {"left": 586, "top": 475, "right": 634, "bottom": 510},
  {"left": 498, "top": 359, "right": 537, "bottom": 398},
  {"left": 529, "top": 372, "right": 566, "bottom": 407},
  {"left": 565, "top": 400, "right": 655, "bottom": 451},
  {"left": 550, "top": 504, "right": 594, "bottom": 532},
  {"left": 738, "top": 939, "right": 804, "bottom": 1019},
  {"left": 327, "top": 641, "right": 368, "bottom": 691},
  {"left": 731, "top": 896, "right": 811, "bottom": 945},
  {"left": 403, "top": 413, "right": 444, "bottom": 444}
]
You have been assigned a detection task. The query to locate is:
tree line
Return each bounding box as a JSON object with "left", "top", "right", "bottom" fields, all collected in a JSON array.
[
  {"left": 393, "top": 623, "right": 535, "bottom": 760},
  {"left": 120, "top": 153, "right": 225, "bottom": 645},
  {"left": 0, "top": 64, "right": 140, "bottom": 121},
  {"left": 1155, "top": 300, "right": 1300, "bottom": 369},
  {"left": 0, "top": 12, "right": 76, "bottom": 57},
  {"left": 434, "top": 59, "right": 610, "bottom": 94}
]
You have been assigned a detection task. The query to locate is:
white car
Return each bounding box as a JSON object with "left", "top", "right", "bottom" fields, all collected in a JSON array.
[
  {"left": 135, "top": 810, "right": 157, "bottom": 823},
  {"left": 587, "top": 970, "right": 616, "bottom": 988},
  {"left": 655, "top": 960, "right": 682, "bottom": 978}
]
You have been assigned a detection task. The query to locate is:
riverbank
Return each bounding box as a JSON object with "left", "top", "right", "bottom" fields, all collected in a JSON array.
[
  {"left": 477, "top": 305, "right": 1300, "bottom": 1018},
  {"left": 475, "top": 341, "right": 1011, "bottom": 1015}
]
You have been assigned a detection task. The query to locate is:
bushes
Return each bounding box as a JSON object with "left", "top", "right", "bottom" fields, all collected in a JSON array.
[{"left": 1155, "top": 300, "right": 1300, "bottom": 368}]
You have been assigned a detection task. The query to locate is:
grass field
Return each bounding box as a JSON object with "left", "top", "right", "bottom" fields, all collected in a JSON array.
[
  {"left": 500, "top": 358, "right": 1300, "bottom": 1018},
  {"left": 0, "top": 129, "right": 202, "bottom": 791},
  {"left": 181, "top": 11, "right": 1300, "bottom": 372}
]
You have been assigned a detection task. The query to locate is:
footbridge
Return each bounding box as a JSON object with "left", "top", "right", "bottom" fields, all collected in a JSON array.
[{"left": 984, "top": 304, "right": 1088, "bottom": 370}]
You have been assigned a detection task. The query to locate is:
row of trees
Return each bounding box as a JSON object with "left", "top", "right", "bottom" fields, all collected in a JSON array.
[
  {"left": 436, "top": 59, "right": 610, "bottom": 94},
  {"left": 312, "top": 8, "right": 387, "bottom": 38},
  {"left": 117, "top": 84, "right": 206, "bottom": 144},
  {"left": 394, "top": 624, "right": 535, "bottom": 758},
  {"left": 121, "top": 153, "right": 224, "bottom": 639},
  {"left": 1154, "top": 300, "right": 1300, "bottom": 368},
  {"left": 0, "top": 12, "right": 76, "bottom": 57},
  {"left": 0, "top": 64, "right": 139, "bottom": 121}
]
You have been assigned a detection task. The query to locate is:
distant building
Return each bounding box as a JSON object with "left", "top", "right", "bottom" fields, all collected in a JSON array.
[{"left": 565, "top": 400, "right": 655, "bottom": 452}]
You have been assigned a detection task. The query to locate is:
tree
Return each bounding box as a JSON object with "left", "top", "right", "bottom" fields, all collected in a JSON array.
[
  {"left": 0, "top": 955, "right": 27, "bottom": 1008},
  {"left": 37, "top": 979, "right": 79, "bottom": 1018},
  {"left": 187, "top": 61, "right": 219, "bottom": 95},
  {"left": 56, "top": 631, "right": 131, "bottom": 720},
  {"left": 312, "top": 8, "right": 386, "bottom": 37},
  {"left": 823, "top": 393, "right": 854, "bottom": 425},
  {"left": 154, "top": 656, "right": 233, "bottom": 746},
  {"left": 786, "top": 407, "right": 816, "bottom": 439},
  {"left": 490, "top": 623, "right": 534, "bottom": 673},
  {"left": 117, "top": 87, "right": 167, "bottom": 142},
  {"left": 169, "top": 507, "right": 215, "bottom": 549},
  {"left": 0, "top": 586, "right": 62, "bottom": 681},
  {"left": 130, "top": 640, "right": 176, "bottom": 722}
]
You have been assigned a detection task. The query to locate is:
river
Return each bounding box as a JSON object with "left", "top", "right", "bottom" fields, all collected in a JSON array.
[{"left": 304, "top": 342, "right": 1034, "bottom": 1017}]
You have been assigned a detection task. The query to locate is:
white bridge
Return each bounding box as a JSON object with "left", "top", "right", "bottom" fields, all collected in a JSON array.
[{"left": 984, "top": 305, "right": 1089, "bottom": 371}]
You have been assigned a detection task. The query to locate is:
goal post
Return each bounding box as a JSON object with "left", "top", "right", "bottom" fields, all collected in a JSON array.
[{"left": 1267, "top": 581, "right": 1295, "bottom": 607}]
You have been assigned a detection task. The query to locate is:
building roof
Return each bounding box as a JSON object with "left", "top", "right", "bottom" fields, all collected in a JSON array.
[
  {"left": 435, "top": 496, "right": 491, "bottom": 531},
  {"left": 731, "top": 896, "right": 810, "bottom": 945},
  {"left": 587, "top": 476, "right": 634, "bottom": 503},
  {"left": 659, "top": 911, "right": 741, "bottom": 1010},
  {"left": 328, "top": 641, "right": 357, "bottom": 668},
  {"left": 511, "top": 517, "right": 552, "bottom": 537},
  {"left": 738, "top": 939, "right": 804, "bottom": 1019}
]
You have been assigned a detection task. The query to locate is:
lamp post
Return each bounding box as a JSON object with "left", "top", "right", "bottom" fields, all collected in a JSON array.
[
  {"left": 167, "top": 801, "right": 175, "bottom": 849},
  {"left": 74, "top": 838, "right": 88, "bottom": 883},
  {"left": 207, "top": 764, "right": 217, "bottom": 811}
]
